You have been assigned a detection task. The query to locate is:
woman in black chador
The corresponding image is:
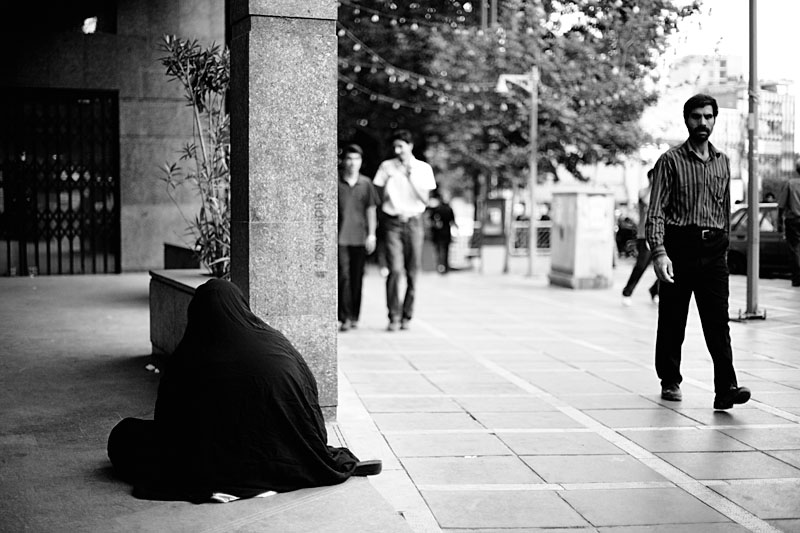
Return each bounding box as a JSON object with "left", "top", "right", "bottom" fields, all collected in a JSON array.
[{"left": 108, "top": 279, "right": 380, "bottom": 502}]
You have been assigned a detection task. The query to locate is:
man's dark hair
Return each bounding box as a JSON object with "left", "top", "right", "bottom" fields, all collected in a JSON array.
[
  {"left": 683, "top": 94, "right": 718, "bottom": 119},
  {"left": 343, "top": 144, "right": 363, "bottom": 156},
  {"left": 390, "top": 129, "right": 414, "bottom": 145}
]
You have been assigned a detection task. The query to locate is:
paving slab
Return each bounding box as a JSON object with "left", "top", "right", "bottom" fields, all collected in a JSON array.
[
  {"left": 559, "top": 487, "right": 731, "bottom": 527},
  {"left": 619, "top": 429, "right": 753, "bottom": 453},
  {"left": 471, "top": 410, "right": 586, "bottom": 429},
  {"left": 401, "top": 455, "right": 545, "bottom": 485},
  {"left": 421, "top": 489, "right": 589, "bottom": 529},
  {"left": 384, "top": 432, "right": 513, "bottom": 457},
  {"left": 521, "top": 454, "right": 668, "bottom": 484},
  {"left": 710, "top": 480, "right": 800, "bottom": 520},
  {"left": 657, "top": 451, "right": 800, "bottom": 479},
  {"left": 498, "top": 432, "right": 626, "bottom": 456},
  {"left": 720, "top": 427, "right": 800, "bottom": 450},
  {"left": 583, "top": 408, "right": 701, "bottom": 428}
]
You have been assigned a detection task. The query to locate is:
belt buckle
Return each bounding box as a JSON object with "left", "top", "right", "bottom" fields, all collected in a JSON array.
[{"left": 701, "top": 229, "right": 711, "bottom": 240}]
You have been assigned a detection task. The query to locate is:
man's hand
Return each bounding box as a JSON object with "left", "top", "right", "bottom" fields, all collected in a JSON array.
[
  {"left": 653, "top": 254, "right": 674, "bottom": 283},
  {"left": 365, "top": 235, "right": 377, "bottom": 255}
]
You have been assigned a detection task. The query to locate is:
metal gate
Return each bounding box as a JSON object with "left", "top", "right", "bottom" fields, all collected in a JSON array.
[{"left": 0, "top": 88, "right": 120, "bottom": 275}]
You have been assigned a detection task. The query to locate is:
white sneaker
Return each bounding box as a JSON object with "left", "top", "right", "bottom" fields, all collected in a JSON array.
[{"left": 622, "top": 296, "right": 632, "bottom": 307}]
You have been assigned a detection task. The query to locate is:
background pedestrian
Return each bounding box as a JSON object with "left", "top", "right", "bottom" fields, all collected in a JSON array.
[
  {"left": 337, "top": 144, "right": 379, "bottom": 331},
  {"left": 373, "top": 130, "right": 437, "bottom": 331},
  {"left": 777, "top": 160, "right": 800, "bottom": 287}
]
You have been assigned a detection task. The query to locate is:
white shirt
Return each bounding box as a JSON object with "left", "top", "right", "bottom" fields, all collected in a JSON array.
[{"left": 373, "top": 157, "right": 436, "bottom": 217}]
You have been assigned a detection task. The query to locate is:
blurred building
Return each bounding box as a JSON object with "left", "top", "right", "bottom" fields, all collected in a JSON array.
[
  {"left": 0, "top": 1, "right": 224, "bottom": 276},
  {"left": 643, "top": 55, "right": 795, "bottom": 203}
]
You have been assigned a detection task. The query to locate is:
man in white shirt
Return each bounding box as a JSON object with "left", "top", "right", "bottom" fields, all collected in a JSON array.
[{"left": 373, "top": 130, "right": 437, "bottom": 331}]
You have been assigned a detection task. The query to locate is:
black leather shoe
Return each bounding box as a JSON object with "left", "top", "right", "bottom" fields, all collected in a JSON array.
[
  {"left": 714, "top": 386, "right": 751, "bottom": 410},
  {"left": 661, "top": 384, "right": 682, "bottom": 401},
  {"left": 353, "top": 459, "right": 382, "bottom": 476}
]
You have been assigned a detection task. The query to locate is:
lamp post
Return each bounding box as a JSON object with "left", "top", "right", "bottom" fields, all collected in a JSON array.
[{"left": 497, "top": 66, "right": 539, "bottom": 277}]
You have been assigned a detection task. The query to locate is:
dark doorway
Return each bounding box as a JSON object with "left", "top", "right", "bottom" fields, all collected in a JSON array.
[{"left": 0, "top": 88, "right": 120, "bottom": 275}]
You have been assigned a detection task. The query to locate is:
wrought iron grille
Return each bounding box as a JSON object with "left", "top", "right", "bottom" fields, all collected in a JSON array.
[{"left": 0, "top": 88, "right": 120, "bottom": 275}]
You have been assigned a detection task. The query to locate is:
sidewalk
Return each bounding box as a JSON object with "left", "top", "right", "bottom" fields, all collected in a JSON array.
[
  {"left": 337, "top": 248, "right": 800, "bottom": 532},
  {"left": 0, "top": 249, "right": 798, "bottom": 532}
]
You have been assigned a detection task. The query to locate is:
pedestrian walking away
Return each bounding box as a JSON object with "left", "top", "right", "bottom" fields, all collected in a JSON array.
[
  {"left": 373, "top": 129, "right": 437, "bottom": 331},
  {"left": 428, "top": 188, "right": 458, "bottom": 274},
  {"left": 646, "top": 93, "right": 750, "bottom": 410},
  {"left": 622, "top": 169, "right": 659, "bottom": 306},
  {"left": 337, "top": 144, "right": 379, "bottom": 332},
  {"left": 777, "top": 159, "right": 800, "bottom": 287}
]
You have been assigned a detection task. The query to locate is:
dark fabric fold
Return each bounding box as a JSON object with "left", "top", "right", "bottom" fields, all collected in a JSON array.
[{"left": 109, "top": 279, "right": 358, "bottom": 502}]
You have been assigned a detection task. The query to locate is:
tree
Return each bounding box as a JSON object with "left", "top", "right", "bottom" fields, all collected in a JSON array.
[{"left": 338, "top": 0, "right": 700, "bottom": 186}]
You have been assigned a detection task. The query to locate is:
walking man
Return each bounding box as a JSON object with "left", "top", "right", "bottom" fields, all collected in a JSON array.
[
  {"left": 373, "top": 130, "right": 437, "bottom": 331},
  {"left": 338, "top": 144, "right": 379, "bottom": 332},
  {"left": 777, "top": 160, "right": 800, "bottom": 287},
  {"left": 428, "top": 189, "right": 458, "bottom": 274},
  {"left": 621, "top": 169, "right": 659, "bottom": 306},
  {"left": 646, "top": 94, "right": 750, "bottom": 410}
]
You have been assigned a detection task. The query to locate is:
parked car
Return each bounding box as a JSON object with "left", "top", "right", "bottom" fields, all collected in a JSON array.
[{"left": 727, "top": 203, "right": 791, "bottom": 275}]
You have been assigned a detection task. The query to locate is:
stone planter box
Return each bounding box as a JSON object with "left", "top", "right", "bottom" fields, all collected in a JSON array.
[
  {"left": 149, "top": 269, "right": 209, "bottom": 357},
  {"left": 163, "top": 243, "right": 201, "bottom": 269}
]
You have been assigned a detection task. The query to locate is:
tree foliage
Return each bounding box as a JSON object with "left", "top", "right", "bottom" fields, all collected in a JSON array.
[{"left": 338, "top": 0, "right": 700, "bottom": 186}]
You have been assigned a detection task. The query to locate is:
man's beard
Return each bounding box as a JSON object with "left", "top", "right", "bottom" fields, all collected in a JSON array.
[{"left": 689, "top": 126, "right": 710, "bottom": 142}]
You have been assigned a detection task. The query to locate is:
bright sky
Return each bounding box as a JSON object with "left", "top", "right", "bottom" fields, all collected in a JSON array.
[{"left": 671, "top": 0, "right": 800, "bottom": 149}]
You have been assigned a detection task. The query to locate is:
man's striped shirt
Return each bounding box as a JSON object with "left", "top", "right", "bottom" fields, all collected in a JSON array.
[{"left": 645, "top": 140, "right": 731, "bottom": 257}]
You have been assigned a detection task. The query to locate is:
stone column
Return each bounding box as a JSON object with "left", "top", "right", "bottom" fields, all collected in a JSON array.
[{"left": 229, "top": 1, "right": 338, "bottom": 418}]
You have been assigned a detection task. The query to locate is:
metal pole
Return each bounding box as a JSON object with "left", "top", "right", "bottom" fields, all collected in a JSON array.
[
  {"left": 527, "top": 66, "right": 539, "bottom": 277},
  {"left": 490, "top": 0, "right": 498, "bottom": 27},
  {"left": 745, "top": 0, "right": 762, "bottom": 317},
  {"left": 480, "top": 0, "right": 487, "bottom": 31}
]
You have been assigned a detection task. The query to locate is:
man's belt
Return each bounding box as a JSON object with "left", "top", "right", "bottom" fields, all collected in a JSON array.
[
  {"left": 665, "top": 226, "right": 725, "bottom": 240},
  {"left": 385, "top": 213, "right": 420, "bottom": 223}
]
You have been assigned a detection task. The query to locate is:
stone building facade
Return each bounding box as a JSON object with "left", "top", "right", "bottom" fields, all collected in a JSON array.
[{"left": 1, "top": 1, "right": 224, "bottom": 275}]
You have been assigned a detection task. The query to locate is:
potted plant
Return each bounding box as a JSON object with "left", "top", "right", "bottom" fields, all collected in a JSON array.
[
  {"left": 150, "top": 35, "right": 230, "bottom": 357},
  {"left": 159, "top": 34, "right": 231, "bottom": 279}
]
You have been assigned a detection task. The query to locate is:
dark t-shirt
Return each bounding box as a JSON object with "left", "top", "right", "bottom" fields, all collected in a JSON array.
[
  {"left": 338, "top": 174, "right": 379, "bottom": 246},
  {"left": 429, "top": 203, "right": 455, "bottom": 242}
]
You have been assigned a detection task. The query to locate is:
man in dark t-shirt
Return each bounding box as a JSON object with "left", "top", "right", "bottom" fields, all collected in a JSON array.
[
  {"left": 338, "top": 144, "right": 379, "bottom": 331},
  {"left": 427, "top": 189, "right": 457, "bottom": 274}
]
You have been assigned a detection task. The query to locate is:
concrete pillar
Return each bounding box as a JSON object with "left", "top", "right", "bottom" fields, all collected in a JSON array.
[{"left": 229, "top": 1, "right": 338, "bottom": 418}]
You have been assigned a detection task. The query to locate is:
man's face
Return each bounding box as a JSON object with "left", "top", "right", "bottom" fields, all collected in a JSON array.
[
  {"left": 393, "top": 140, "right": 413, "bottom": 161},
  {"left": 685, "top": 105, "right": 715, "bottom": 143},
  {"left": 343, "top": 152, "right": 362, "bottom": 174}
]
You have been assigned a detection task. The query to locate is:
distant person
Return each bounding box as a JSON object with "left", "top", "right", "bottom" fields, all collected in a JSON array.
[
  {"left": 373, "top": 129, "right": 437, "bottom": 331},
  {"left": 428, "top": 189, "right": 458, "bottom": 274},
  {"left": 337, "top": 144, "right": 379, "bottom": 331},
  {"left": 108, "top": 280, "right": 381, "bottom": 503},
  {"left": 777, "top": 160, "right": 800, "bottom": 287},
  {"left": 763, "top": 192, "right": 776, "bottom": 203},
  {"left": 622, "top": 169, "right": 659, "bottom": 306},
  {"left": 646, "top": 93, "right": 750, "bottom": 410}
]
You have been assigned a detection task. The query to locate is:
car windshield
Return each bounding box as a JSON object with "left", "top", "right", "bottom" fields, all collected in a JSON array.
[{"left": 731, "top": 207, "right": 779, "bottom": 232}]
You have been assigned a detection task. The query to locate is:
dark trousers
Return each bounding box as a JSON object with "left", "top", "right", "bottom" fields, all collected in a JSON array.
[
  {"left": 384, "top": 215, "right": 423, "bottom": 322},
  {"left": 622, "top": 239, "right": 659, "bottom": 297},
  {"left": 655, "top": 227, "right": 738, "bottom": 394},
  {"left": 338, "top": 245, "right": 368, "bottom": 323},
  {"left": 434, "top": 238, "right": 451, "bottom": 273},
  {"left": 785, "top": 218, "right": 800, "bottom": 284}
]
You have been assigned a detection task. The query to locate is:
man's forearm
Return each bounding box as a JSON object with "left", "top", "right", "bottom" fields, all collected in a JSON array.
[{"left": 366, "top": 206, "right": 377, "bottom": 237}]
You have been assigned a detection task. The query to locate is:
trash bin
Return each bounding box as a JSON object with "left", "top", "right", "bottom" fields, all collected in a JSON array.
[{"left": 548, "top": 187, "right": 614, "bottom": 289}]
